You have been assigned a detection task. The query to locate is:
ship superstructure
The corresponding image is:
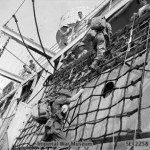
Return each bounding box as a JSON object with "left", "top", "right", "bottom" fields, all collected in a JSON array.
[{"left": 1, "top": 0, "right": 150, "bottom": 150}]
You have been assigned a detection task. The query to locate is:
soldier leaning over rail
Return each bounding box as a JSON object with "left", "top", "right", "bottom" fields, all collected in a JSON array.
[
  {"left": 31, "top": 88, "right": 84, "bottom": 142},
  {"left": 61, "top": 42, "right": 88, "bottom": 66},
  {"left": 84, "top": 16, "right": 112, "bottom": 72},
  {"left": 131, "top": 0, "right": 150, "bottom": 21},
  {"left": 73, "top": 11, "right": 89, "bottom": 38},
  {"left": 60, "top": 25, "right": 73, "bottom": 46},
  {"left": 76, "top": 42, "right": 88, "bottom": 59},
  {"left": 29, "top": 59, "right": 36, "bottom": 73},
  {"left": 20, "top": 64, "right": 31, "bottom": 79},
  {"left": 61, "top": 50, "right": 76, "bottom": 69}
]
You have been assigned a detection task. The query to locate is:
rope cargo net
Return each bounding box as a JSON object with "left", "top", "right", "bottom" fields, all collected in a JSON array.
[{"left": 11, "top": 13, "right": 150, "bottom": 150}]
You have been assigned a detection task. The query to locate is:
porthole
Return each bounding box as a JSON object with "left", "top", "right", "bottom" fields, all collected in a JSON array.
[{"left": 102, "top": 82, "right": 115, "bottom": 98}]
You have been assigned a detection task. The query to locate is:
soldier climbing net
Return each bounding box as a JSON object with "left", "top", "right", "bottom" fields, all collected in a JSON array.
[{"left": 12, "top": 12, "right": 150, "bottom": 150}]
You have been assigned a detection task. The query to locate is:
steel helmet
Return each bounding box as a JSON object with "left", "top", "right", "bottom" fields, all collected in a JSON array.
[
  {"left": 77, "top": 42, "right": 85, "bottom": 47},
  {"left": 62, "top": 24, "right": 69, "bottom": 28}
]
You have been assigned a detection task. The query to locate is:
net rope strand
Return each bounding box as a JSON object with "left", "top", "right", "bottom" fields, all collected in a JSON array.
[
  {"left": 3, "top": 47, "right": 38, "bottom": 74},
  {"left": 95, "top": 24, "right": 136, "bottom": 149},
  {"left": 80, "top": 75, "right": 102, "bottom": 141},
  {"left": 114, "top": 19, "right": 149, "bottom": 149},
  {"left": 31, "top": 0, "right": 56, "bottom": 71},
  {"left": 133, "top": 19, "right": 150, "bottom": 150},
  {"left": 114, "top": 37, "right": 138, "bottom": 149},
  {"left": 90, "top": 68, "right": 112, "bottom": 138},
  {"left": 112, "top": 14, "right": 136, "bottom": 149},
  {"left": 99, "top": 54, "right": 123, "bottom": 150},
  {"left": 4, "top": 0, "right": 26, "bottom": 26}
]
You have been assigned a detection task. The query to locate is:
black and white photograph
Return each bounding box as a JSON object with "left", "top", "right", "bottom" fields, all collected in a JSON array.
[{"left": 0, "top": 0, "right": 150, "bottom": 150}]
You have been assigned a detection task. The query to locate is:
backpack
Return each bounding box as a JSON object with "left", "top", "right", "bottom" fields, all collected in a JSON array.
[
  {"left": 31, "top": 100, "right": 51, "bottom": 124},
  {"left": 90, "top": 16, "right": 106, "bottom": 31}
]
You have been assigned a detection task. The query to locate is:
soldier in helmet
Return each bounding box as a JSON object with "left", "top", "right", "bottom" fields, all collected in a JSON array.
[
  {"left": 131, "top": 0, "right": 150, "bottom": 21},
  {"left": 61, "top": 50, "right": 76, "bottom": 69},
  {"left": 60, "top": 56, "right": 69, "bottom": 69},
  {"left": 20, "top": 64, "right": 31, "bottom": 79},
  {"left": 37, "top": 88, "right": 84, "bottom": 142},
  {"left": 29, "top": 59, "right": 36, "bottom": 73},
  {"left": 83, "top": 16, "right": 112, "bottom": 72},
  {"left": 76, "top": 42, "right": 88, "bottom": 59},
  {"left": 60, "top": 25, "right": 73, "bottom": 45},
  {"left": 69, "top": 42, "right": 89, "bottom": 83}
]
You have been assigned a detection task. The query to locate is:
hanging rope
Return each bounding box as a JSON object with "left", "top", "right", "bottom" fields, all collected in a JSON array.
[
  {"left": 3, "top": 47, "right": 46, "bottom": 79},
  {"left": 120, "top": 14, "right": 136, "bottom": 76},
  {"left": 12, "top": 15, "right": 52, "bottom": 75},
  {"left": 137, "top": 20, "right": 150, "bottom": 131},
  {"left": 112, "top": 14, "right": 136, "bottom": 150},
  {"left": 4, "top": 0, "right": 26, "bottom": 26},
  {"left": 31, "top": 0, "right": 56, "bottom": 71},
  {"left": 3, "top": 47, "right": 37, "bottom": 73},
  {"left": 0, "top": 84, "right": 46, "bottom": 144}
]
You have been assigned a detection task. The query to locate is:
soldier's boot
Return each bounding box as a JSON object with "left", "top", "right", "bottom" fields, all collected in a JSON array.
[
  {"left": 92, "top": 58, "right": 107, "bottom": 74},
  {"left": 41, "top": 126, "right": 53, "bottom": 141},
  {"left": 41, "top": 131, "right": 49, "bottom": 141},
  {"left": 99, "top": 57, "right": 109, "bottom": 73},
  {"left": 41, "top": 119, "right": 53, "bottom": 141},
  {"left": 85, "top": 59, "right": 100, "bottom": 75}
]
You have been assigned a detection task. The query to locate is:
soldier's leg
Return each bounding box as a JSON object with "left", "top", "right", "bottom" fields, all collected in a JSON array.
[
  {"left": 50, "top": 119, "right": 67, "bottom": 141},
  {"left": 90, "top": 33, "right": 106, "bottom": 70},
  {"left": 41, "top": 118, "right": 54, "bottom": 141},
  {"left": 41, "top": 129, "right": 66, "bottom": 142},
  {"left": 96, "top": 32, "right": 106, "bottom": 60},
  {"left": 82, "top": 30, "right": 97, "bottom": 51},
  {"left": 42, "top": 118, "right": 67, "bottom": 142},
  {"left": 50, "top": 131, "right": 67, "bottom": 141}
]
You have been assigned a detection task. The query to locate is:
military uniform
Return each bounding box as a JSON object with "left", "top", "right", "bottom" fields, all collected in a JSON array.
[
  {"left": 21, "top": 65, "right": 31, "bottom": 79},
  {"left": 61, "top": 50, "right": 76, "bottom": 69},
  {"left": 131, "top": 0, "right": 150, "bottom": 21},
  {"left": 42, "top": 89, "right": 72, "bottom": 142},
  {"left": 86, "top": 17, "right": 112, "bottom": 70},
  {"left": 76, "top": 42, "right": 88, "bottom": 59},
  {"left": 29, "top": 63, "right": 36, "bottom": 72}
]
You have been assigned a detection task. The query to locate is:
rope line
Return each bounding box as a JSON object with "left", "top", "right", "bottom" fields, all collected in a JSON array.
[
  {"left": 4, "top": 0, "right": 26, "bottom": 26},
  {"left": 112, "top": 14, "right": 137, "bottom": 149},
  {"left": 133, "top": 19, "right": 150, "bottom": 150},
  {"left": 4, "top": 47, "right": 37, "bottom": 73},
  {"left": 31, "top": 0, "right": 56, "bottom": 71},
  {"left": 12, "top": 15, "right": 52, "bottom": 75}
]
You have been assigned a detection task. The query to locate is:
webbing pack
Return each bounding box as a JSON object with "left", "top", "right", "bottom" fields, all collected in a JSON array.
[
  {"left": 31, "top": 100, "right": 51, "bottom": 124},
  {"left": 90, "top": 16, "right": 106, "bottom": 31}
]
